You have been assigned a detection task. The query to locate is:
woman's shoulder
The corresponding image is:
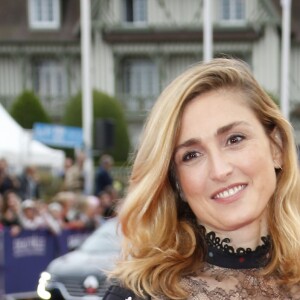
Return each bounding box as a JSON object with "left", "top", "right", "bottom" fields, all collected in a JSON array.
[{"left": 103, "top": 285, "right": 148, "bottom": 300}]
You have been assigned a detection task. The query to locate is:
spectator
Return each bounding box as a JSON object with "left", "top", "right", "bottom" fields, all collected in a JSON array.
[
  {"left": 19, "top": 199, "right": 42, "bottom": 229},
  {"left": 37, "top": 200, "right": 63, "bottom": 235},
  {"left": 48, "top": 201, "right": 65, "bottom": 231},
  {"left": 77, "top": 195, "right": 101, "bottom": 230},
  {"left": 0, "top": 193, "right": 3, "bottom": 219},
  {"left": 64, "top": 151, "right": 85, "bottom": 193},
  {"left": 53, "top": 191, "right": 77, "bottom": 222},
  {"left": 18, "top": 165, "right": 40, "bottom": 200},
  {"left": 19, "top": 199, "right": 61, "bottom": 234},
  {"left": 53, "top": 191, "right": 87, "bottom": 230},
  {"left": 1, "top": 190, "right": 22, "bottom": 236},
  {"left": 0, "top": 158, "right": 19, "bottom": 195},
  {"left": 59, "top": 157, "right": 74, "bottom": 182},
  {"left": 94, "top": 154, "right": 114, "bottom": 196},
  {"left": 97, "top": 190, "right": 111, "bottom": 224},
  {"left": 98, "top": 187, "right": 118, "bottom": 222}
]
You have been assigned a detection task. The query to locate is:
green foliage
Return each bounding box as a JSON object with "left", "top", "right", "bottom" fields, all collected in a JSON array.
[
  {"left": 266, "top": 90, "right": 280, "bottom": 107},
  {"left": 10, "top": 90, "right": 51, "bottom": 129},
  {"left": 63, "top": 90, "right": 131, "bottom": 162},
  {"left": 38, "top": 169, "right": 64, "bottom": 202}
]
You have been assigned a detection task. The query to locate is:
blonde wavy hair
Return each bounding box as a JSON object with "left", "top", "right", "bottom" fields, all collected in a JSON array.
[{"left": 111, "top": 58, "right": 300, "bottom": 299}]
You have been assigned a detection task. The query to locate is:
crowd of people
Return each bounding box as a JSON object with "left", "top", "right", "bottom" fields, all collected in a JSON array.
[{"left": 0, "top": 153, "right": 119, "bottom": 237}]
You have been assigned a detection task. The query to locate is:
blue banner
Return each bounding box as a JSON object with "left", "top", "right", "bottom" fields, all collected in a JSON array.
[
  {"left": 4, "top": 229, "right": 56, "bottom": 294},
  {"left": 2, "top": 227, "right": 92, "bottom": 295},
  {"left": 33, "top": 123, "right": 83, "bottom": 148},
  {"left": 0, "top": 230, "right": 4, "bottom": 299},
  {"left": 57, "top": 229, "right": 91, "bottom": 254}
]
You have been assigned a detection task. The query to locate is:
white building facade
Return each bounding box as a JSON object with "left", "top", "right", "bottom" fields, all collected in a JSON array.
[{"left": 0, "top": 0, "right": 300, "bottom": 147}]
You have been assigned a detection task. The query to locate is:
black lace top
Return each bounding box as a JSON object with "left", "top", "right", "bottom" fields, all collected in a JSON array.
[
  {"left": 176, "top": 232, "right": 300, "bottom": 300},
  {"left": 104, "top": 232, "right": 300, "bottom": 299}
]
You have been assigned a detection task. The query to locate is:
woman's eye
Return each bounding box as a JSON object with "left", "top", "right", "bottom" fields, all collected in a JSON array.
[
  {"left": 182, "top": 151, "right": 200, "bottom": 162},
  {"left": 227, "top": 135, "right": 244, "bottom": 145}
]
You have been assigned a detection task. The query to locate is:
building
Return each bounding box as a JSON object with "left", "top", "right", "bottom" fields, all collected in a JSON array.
[
  {"left": 0, "top": 0, "right": 81, "bottom": 121},
  {"left": 0, "top": 0, "right": 300, "bottom": 147}
]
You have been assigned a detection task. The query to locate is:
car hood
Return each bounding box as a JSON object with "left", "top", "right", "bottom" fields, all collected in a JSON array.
[{"left": 47, "top": 250, "right": 119, "bottom": 276}]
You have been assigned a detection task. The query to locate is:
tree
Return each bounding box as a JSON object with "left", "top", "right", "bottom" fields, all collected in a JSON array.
[
  {"left": 10, "top": 90, "right": 51, "bottom": 129},
  {"left": 63, "top": 90, "right": 130, "bottom": 162},
  {"left": 266, "top": 91, "right": 280, "bottom": 107}
]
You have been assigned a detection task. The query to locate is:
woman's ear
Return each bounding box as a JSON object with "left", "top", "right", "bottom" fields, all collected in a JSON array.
[{"left": 270, "top": 128, "right": 283, "bottom": 169}]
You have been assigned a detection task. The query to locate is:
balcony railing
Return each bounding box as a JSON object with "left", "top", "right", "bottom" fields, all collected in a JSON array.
[
  {"left": 117, "top": 93, "right": 158, "bottom": 115},
  {"left": 0, "top": 92, "right": 159, "bottom": 123},
  {"left": 0, "top": 93, "right": 70, "bottom": 120}
]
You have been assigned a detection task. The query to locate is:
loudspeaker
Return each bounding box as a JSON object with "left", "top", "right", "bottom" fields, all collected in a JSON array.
[{"left": 95, "top": 118, "right": 115, "bottom": 150}]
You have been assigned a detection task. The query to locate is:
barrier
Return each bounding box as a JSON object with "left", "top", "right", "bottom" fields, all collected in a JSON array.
[{"left": 0, "top": 227, "right": 92, "bottom": 299}]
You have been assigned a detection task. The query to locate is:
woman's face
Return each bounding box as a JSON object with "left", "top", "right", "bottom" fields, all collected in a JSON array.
[
  {"left": 7, "top": 192, "right": 20, "bottom": 210},
  {"left": 174, "top": 89, "right": 280, "bottom": 233}
]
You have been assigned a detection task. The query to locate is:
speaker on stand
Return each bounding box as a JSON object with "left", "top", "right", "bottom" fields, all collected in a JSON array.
[{"left": 94, "top": 118, "right": 115, "bottom": 151}]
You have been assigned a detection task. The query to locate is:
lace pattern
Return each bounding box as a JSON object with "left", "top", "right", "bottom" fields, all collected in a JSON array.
[
  {"left": 205, "top": 231, "right": 271, "bottom": 269},
  {"left": 180, "top": 264, "right": 300, "bottom": 299},
  {"left": 155, "top": 232, "right": 300, "bottom": 299},
  {"left": 205, "top": 231, "right": 270, "bottom": 255}
]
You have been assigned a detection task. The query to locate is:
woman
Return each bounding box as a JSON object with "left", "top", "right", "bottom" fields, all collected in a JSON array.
[
  {"left": 1, "top": 190, "right": 22, "bottom": 236},
  {"left": 103, "top": 58, "right": 300, "bottom": 299}
]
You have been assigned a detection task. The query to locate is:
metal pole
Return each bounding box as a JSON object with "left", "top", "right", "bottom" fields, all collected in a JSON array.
[
  {"left": 80, "top": 0, "right": 94, "bottom": 194},
  {"left": 280, "top": 0, "right": 292, "bottom": 120},
  {"left": 203, "top": 0, "right": 213, "bottom": 62}
]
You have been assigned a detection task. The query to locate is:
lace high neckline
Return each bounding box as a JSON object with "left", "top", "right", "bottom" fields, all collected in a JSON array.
[{"left": 205, "top": 231, "right": 272, "bottom": 269}]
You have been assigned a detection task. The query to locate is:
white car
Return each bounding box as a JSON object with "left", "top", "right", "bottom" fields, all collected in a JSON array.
[{"left": 37, "top": 217, "right": 121, "bottom": 300}]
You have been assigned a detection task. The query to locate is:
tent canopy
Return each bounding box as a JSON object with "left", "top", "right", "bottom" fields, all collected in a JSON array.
[{"left": 0, "top": 104, "right": 65, "bottom": 171}]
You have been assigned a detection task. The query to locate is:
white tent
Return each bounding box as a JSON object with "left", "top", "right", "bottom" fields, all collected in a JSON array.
[{"left": 0, "top": 104, "right": 65, "bottom": 171}]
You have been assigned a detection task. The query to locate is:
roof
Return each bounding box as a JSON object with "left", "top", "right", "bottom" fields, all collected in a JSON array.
[
  {"left": 0, "top": 0, "right": 299, "bottom": 44},
  {"left": 0, "top": 0, "right": 80, "bottom": 44},
  {"left": 103, "top": 27, "right": 263, "bottom": 44}
]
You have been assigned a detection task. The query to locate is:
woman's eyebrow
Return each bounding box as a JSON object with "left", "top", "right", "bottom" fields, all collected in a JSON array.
[
  {"left": 216, "top": 121, "right": 249, "bottom": 136},
  {"left": 174, "top": 121, "right": 250, "bottom": 155},
  {"left": 174, "top": 138, "right": 200, "bottom": 155}
]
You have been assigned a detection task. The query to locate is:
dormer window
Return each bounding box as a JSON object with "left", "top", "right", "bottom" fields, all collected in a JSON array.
[
  {"left": 28, "top": 0, "right": 61, "bottom": 30},
  {"left": 123, "top": 0, "right": 147, "bottom": 24},
  {"left": 33, "top": 59, "right": 67, "bottom": 99},
  {"left": 220, "top": 0, "right": 246, "bottom": 24}
]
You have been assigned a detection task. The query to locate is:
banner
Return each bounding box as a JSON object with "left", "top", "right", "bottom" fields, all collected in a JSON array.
[{"left": 2, "top": 227, "right": 92, "bottom": 295}]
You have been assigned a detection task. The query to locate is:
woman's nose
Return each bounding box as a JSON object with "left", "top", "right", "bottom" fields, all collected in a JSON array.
[{"left": 208, "top": 150, "right": 233, "bottom": 181}]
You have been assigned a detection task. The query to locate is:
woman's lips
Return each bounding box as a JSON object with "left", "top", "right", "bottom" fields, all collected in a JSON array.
[{"left": 212, "top": 184, "right": 247, "bottom": 200}]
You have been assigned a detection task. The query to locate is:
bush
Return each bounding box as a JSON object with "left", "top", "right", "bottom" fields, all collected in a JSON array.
[
  {"left": 63, "top": 90, "right": 131, "bottom": 162},
  {"left": 266, "top": 90, "right": 280, "bottom": 107},
  {"left": 10, "top": 90, "right": 51, "bottom": 129},
  {"left": 38, "top": 169, "right": 64, "bottom": 202}
]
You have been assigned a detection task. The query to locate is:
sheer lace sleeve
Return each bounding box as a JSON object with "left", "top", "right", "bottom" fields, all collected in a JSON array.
[{"left": 180, "top": 264, "right": 300, "bottom": 300}]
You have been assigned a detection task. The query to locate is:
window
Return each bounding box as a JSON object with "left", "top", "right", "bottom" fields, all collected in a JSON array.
[
  {"left": 124, "top": 0, "right": 147, "bottom": 23},
  {"left": 220, "top": 0, "right": 245, "bottom": 23},
  {"left": 28, "top": 0, "right": 61, "bottom": 29},
  {"left": 122, "top": 58, "right": 159, "bottom": 110},
  {"left": 33, "top": 60, "right": 67, "bottom": 99}
]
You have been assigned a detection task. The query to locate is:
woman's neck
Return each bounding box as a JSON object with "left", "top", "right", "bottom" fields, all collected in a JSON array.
[{"left": 202, "top": 213, "right": 269, "bottom": 250}]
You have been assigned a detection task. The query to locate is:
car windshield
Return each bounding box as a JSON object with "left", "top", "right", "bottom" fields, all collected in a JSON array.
[{"left": 80, "top": 218, "right": 121, "bottom": 253}]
